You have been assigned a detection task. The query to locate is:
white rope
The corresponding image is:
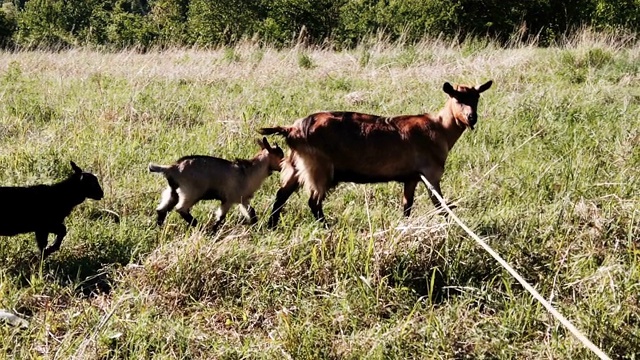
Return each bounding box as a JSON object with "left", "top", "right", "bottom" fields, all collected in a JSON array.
[{"left": 420, "top": 175, "right": 611, "bottom": 360}]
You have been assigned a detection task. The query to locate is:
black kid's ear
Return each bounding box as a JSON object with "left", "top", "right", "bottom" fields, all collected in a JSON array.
[
  {"left": 70, "top": 161, "right": 82, "bottom": 174},
  {"left": 443, "top": 82, "right": 456, "bottom": 96},
  {"left": 477, "top": 80, "right": 493, "bottom": 93}
]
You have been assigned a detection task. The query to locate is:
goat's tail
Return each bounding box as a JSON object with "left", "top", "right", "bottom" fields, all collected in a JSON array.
[
  {"left": 148, "top": 163, "right": 171, "bottom": 173},
  {"left": 258, "top": 126, "right": 292, "bottom": 137}
]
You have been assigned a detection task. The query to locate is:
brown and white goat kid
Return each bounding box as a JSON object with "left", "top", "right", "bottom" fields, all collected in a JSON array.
[
  {"left": 149, "top": 137, "right": 284, "bottom": 231},
  {"left": 259, "top": 80, "right": 493, "bottom": 227}
]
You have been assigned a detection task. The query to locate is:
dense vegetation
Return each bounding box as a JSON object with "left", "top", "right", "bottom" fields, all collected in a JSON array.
[
  {"left": 0, "top": 32, "right": 638, "bottom": 358},
  {"left": 0, "top": 0, "right": 639, "bottom": 49}
]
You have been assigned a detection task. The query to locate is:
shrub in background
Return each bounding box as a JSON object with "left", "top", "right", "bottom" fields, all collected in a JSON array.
[
  {"left": 4, "top": 0, "right": 640, "bottom": 49},
  {"left": 0, "top": 2, "right": 17, "bottom": 48}
]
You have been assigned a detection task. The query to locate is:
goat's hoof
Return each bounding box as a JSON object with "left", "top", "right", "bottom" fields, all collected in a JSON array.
[
  {"left": 437, "top": 204, "right": 456, "bottom": 217},
  {"left": 31, "top": 253, "right": 45, "bottom": 263},
  {"left": 315, "top": 218, "right": 330, "bottom": 229},
  {"left": 205, "top": 228, "right": 219, "bottom": 235},
  {"left": 206, "top": 222, "right": 223, "bottom": 234},
  {"left": 42, "top": 249, "right": 56, "bottom": 260},
  {"left": 267, "top": 219, "right": 278, "bottom": 229}
]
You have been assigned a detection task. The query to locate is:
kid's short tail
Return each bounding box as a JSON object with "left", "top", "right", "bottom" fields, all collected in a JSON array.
[
  {"left": 258, "top": 126, "right": 291, "bottom": 137},
  {"left": 148, "top": 163, "right": 171, "bottom": 173}
]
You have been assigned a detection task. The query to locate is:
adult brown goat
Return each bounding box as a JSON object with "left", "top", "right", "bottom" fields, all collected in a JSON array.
[{"left": 258, "top": 80, "right": 493, "bottom": 227}]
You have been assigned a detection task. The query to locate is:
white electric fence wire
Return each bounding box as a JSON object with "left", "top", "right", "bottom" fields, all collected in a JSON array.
[{"left": 420, "top": 175, "right": 611, "bottom": 360}]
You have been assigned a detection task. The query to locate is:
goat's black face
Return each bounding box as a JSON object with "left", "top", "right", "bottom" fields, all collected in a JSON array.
[
  {"left": 80, "top": 172, "right": 104, "bottom": 200},
  {"left": 70, "top": 161, "right": 104, "bottom": 200}
]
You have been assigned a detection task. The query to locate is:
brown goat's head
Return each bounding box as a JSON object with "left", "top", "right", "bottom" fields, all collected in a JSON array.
[
  {"left": 257, "top": 137, "right": 285, "bottom": 172},
  {"left": 443, "top": 80, "right": 492, "bottom": 130}
]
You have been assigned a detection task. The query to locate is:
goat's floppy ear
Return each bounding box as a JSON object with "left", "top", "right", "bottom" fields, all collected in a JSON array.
[
  {"left": 477, "top": 80, "right": 493, "bottom": 93},
  {"left": 443, "top": 82, "right": 457, "bottom": 97},
  {"left": 70, "top": 161, "right": 82, "bottom": 174}
]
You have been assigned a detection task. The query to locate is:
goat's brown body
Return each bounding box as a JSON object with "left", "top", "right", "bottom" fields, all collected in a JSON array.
[
  {"left": 260, "top": 81, "right": 492, "bottom": 227},
  {"left": 289, "top": 112, "right": 452, "bottom": 183}
]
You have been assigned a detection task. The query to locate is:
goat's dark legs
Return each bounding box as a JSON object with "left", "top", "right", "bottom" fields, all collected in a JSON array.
[
  {"left": 175, "top": 195, "right": 199, "bottom": 227},
  {"left": 308, "top": 193, "right": 326, "bottom": 223},
  {"left": 420, "top": 169, "right": 455, "bottom": 214},
  {"left": 156, "top": 210, "right": 169, "bottom": 226},
  {"left": 247, "top": 206, "right": 257, "bottom": 224},
  {"left": 210, "top": 202, "right": 233, "bottom": 232},
  {"left": 423, "top": 178, "right": 455, "bottom": 213},
  {"left": 35, "top": 231, "right": 49, "bottom": 253},
  {"left": 43, "top": 224, "right": 67, "bottom": 259},
  {"left": 306, "top": 168, "right": 333, "bottom": 224},
  {"left": 402, "top": 180, "right": 418, "bottom": 217},
  {"left": 425, "top": 179, "right": 443, "bottom": 209},
  {"left": 156, "top": 186, "right": 179, "bottom": 226},
  {"left": 210, "top": 214, "right": 225, "bottom": 232},
  {"left": 239, "top": 200, "right": 258, "bottom": 225},
  {"left": 177, "top": 211, "right": 197, "bottom": 227},
  {"left": 268, "top": 178, "right": 300, "bottom": 228}
]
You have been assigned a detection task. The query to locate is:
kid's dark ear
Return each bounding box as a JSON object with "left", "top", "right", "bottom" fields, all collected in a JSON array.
[
  {"left": 477, "top": 80, "right": 493, "bottom": 93},
  {"left": 268, "top": 142, "right": 284, "bottom": 155},
  {"left": 443, "top": 82, "right": 456, "bottom": 97},
  {"left": 262, "top": 136, "right": 271, "bottom": 149},
  {"left": 70, "top": 161, "right": 82, "bottom": 174}
]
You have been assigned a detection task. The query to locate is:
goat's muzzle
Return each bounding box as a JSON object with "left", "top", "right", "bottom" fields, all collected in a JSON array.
[
  {"left": 467, "top": 114, "right": 477, "bottom": 130},
  {"left": 90, "top": 190, "right": 105, "bottom": 200}
]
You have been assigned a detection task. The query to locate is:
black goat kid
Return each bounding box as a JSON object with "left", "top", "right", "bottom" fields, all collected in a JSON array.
[{"left": 0, "top": 161, "right": 104, "bottom": 259}]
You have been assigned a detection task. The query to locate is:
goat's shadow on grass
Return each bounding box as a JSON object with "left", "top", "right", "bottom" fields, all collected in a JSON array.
[
  {"left": 379, "top": 236, "right": 502, "bottom": 306},
  {"left": 6, "top": 244, "right": 133, "bottom": 298},
  {"left": 46, "top": 254, "right": 119, "bottom": 297},
  {"left": 381, "top": 257, "right": 504, "bottom": 311},
  {"left": 473, "top": 221, "right": 556, "bottom": 283},
  {"left": 383, "top": 264, "right": 452, "bottom": 304}
]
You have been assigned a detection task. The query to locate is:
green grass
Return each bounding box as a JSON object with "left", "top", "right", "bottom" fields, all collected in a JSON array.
[{"left": 0, "top": 33, "right": 639, "bottom": 358}]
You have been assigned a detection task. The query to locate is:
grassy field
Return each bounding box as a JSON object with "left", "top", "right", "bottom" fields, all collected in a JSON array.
[{"left": 0, "top": 32, "right": 639, "bottom": 359}]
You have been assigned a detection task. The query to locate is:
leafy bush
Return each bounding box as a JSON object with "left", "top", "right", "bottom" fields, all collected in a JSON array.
[
  {"left": 6, "top": 0, "right": 640, "bottom": 49},
  {"left": 15, "top": 0, "right": 76, "bottom": 48},
  {"left": 149, "top": 0, "right": 189, "bottom": 46},
  {"left": 107, "top": 11, "right": 156, "bottom": 48},
  {"left": 258, "top": 0, "right": 342, "bottom": 46},
  {"left": 297, "top": 51, "right": 314, "bottom": 69},
  {"left": 593, "top": 0, "right": 640, "bottom": 30},
  {"left": 0, "top": 3, "right": 17, "bottom": 48},
  {"left": 186, "top": 0, "right": 261, "bottom": 45}
]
